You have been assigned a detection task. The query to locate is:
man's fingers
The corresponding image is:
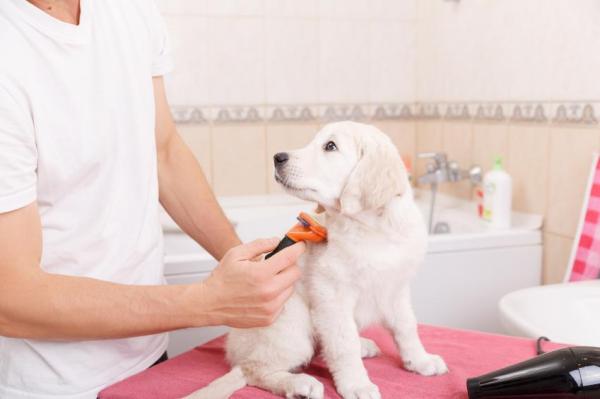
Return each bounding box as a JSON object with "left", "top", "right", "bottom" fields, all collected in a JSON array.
[
  {"left": 230, "top": 238, "right": 279, "bottom": 260},
  {"left": 263, "top": 242, "right": 306, "bottom": 275}
]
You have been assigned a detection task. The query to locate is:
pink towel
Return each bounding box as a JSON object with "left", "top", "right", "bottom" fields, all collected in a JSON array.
[
  {"left": 569, "top": 155, "right": 600, "bottom": 281},
  {"left": 99, "top": 325, "right": 568, "bottom": 399}
]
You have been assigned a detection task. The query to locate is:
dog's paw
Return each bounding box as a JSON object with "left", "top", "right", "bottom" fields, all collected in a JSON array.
[
  {"left": 404, "top": 353, "right": 448, "bottom": 376},
  {"left": 338, "top": 382, "right": 381, "bottom": 399},
  {"left": 360, "top": 338, "right": 381, "bottom": 359},
  {"left": 285, "top": 373, "right": 324, "bottom": 399}
]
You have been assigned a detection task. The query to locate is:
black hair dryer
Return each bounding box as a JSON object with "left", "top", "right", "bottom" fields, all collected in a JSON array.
[{"left": 467, "top": 346, "right": 600, "bottom": 399}]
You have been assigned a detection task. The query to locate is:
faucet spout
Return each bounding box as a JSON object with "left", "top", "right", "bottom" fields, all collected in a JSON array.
[{"left": 417, "top": 151, "right": 482, "bottom": 234}]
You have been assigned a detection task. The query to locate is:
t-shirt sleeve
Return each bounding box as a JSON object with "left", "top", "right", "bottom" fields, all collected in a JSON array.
[
  {"left": 149, "top": 1, "right": 174, "bottom": 77},
  {"left": 0, "top": 87, "right": 37, "bottom": 213}
]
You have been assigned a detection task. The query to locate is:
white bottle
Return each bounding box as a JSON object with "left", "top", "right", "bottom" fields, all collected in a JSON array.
[{"left": 482, "top": 157, "right": 512, "bottom": 229}]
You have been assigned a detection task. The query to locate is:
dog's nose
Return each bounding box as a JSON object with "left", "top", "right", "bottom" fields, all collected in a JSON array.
[{"left": 273, "top": 152, "right": 289, "bottom": 166}]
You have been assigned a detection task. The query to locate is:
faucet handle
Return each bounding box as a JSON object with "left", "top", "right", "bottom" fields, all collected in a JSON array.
[{"left": 418, "top": 152, "right": 448, "bottom": 167}]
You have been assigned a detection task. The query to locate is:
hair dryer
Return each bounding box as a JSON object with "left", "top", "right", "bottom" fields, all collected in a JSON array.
[{"left": 467, "top": 346, "right": 600, "bottom": 398}]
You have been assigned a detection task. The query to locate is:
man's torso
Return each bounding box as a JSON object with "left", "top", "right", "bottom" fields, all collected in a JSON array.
[{"left": 0, "top": 1, "right": 171, "bottom": 397}]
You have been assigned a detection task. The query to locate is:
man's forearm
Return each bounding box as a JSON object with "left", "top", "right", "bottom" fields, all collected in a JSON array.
[
  {"left": 0, "top": 269, "right": 209, "bottom": 340},
  {"left": 158, "top": 133, "right": 240, "bottom": 260},
  {"left": 153, "top": 77, "right": 240, "bottom": 260}
]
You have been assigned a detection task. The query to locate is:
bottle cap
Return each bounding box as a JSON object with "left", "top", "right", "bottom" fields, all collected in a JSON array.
[{"left": 493, "top": 156, "right": 504, "bottom": 171}]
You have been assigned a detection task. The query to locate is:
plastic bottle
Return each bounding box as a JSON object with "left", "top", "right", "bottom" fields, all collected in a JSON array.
[{"left": 482, "top": 157, "right": 512, "bottom": 228}]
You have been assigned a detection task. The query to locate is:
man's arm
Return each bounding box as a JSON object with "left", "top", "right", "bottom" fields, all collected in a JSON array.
[
  {"left": 153, "top": 77, "right": 238, "bottom": 260},
  {"left": 0, "top": 203, "right": 303, "bottom": 340},
  {"left": 0, "top": 203, "right": 194, "bottom": 339}
]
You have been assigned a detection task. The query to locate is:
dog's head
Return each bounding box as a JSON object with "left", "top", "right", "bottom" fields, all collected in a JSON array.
[{"left": 273, "top": 121, "right": 409, "bottom": 215}]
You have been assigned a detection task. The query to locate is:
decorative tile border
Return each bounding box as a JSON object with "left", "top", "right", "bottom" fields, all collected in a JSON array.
[
  {"left": 552, "top": 103, "right": 598, "bottom": 125},
  {"left": 510, "top": 103, "right": 547, "bottom": 123},
  {"left": 474, "top": 104, "right": 506, "bottom": 122},
  {"left": 320, "top": 104, "right": 371, "bottom": 122},
  {"left": 372, "top": 103, "right": 416, "bottom": 120},
  {"left": 266, "top": 105, "right": 318, "bottom": 122},
  {"left": 171, "top": 101, "right": 600, "bottom": 126},
  {"left": 171, "top": 107, "right": 210, "bottom": 124}
]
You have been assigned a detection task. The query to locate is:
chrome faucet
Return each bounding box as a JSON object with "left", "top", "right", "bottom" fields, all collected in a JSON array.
[{"left": 417, "top": 152, "right": 482, "bottom": 234}]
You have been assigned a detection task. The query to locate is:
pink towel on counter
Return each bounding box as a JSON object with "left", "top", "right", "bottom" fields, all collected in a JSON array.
[{"left": 99, "top": 325, "right": 568, "bottom": 399}]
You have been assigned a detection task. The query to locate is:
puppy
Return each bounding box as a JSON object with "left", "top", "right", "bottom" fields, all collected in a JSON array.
[{"left": 184, "top": 121, "right": 447, "bottom": 399}]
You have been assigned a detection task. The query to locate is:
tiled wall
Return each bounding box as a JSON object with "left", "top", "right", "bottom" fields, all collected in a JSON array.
[
  {"left": 177, "top": 118, "right": 416, "bottom": 196},
  {"left": 159, "top": 0, "right": 600, "bottom": 106},
  {"left": 416, "top": 0, "right": 600, "bottom": 102},
  {"left": 157, "top": 0, "right": 417, "bottom": 106}
]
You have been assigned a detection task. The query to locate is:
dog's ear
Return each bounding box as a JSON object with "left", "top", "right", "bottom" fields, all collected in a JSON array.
[{"left": 339, "top": 132, "right": 408, "bottom": 215}]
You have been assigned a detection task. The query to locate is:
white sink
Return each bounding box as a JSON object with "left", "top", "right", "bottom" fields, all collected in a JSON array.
[{"left": 499, "top": 280, "right": 600, "bottom": 346}]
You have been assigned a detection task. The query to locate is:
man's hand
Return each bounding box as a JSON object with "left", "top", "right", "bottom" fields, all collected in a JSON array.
[{"left": 193, "top": 238, "right": 305, "bottom": 328}]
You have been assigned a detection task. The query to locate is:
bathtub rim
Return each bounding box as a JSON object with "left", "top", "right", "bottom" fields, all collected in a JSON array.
[{"left": 162, "top": 192, "right": 542, "bottom": 275}]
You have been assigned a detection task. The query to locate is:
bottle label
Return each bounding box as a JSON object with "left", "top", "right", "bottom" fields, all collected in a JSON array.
[
  {"left": 483, "top": 182, "right": 495, "bottom": 222},
  {"left": 483, "top": 208, "right": 492, "bottom": 220}
]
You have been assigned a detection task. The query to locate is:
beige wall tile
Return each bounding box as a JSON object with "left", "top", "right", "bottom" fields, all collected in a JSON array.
[
  {"left": 546, "top": 127, "right": 600, "bottom": 237},
  {"left": 211, "top": 124, "right": 267, "bottom": 196},
  {"left": 266, "top": 122, "right": 320, "bottom": 193},
  {"left": 543, "top": 233, "right": 574, "bottom": 284},
  {"left": 372, "top": 121, "right": 416, "bottom": 171},
  {"left": 441, "top": 122, "right": 473, "bottom": 199},
  {"left": 442, "top": 122, "right": 473, "bottom": 166},
  {"left": 415, "top": 121, "right": 443, "bottom": 180},
  {"left": 507, "top": 125, "right": 549, "bottom": 215},
  {"left": 177, "top": 124, "right": 213, "bottom": 185},
  {"left": 472, "top": 122, "right": 510, "bottom": 173}
]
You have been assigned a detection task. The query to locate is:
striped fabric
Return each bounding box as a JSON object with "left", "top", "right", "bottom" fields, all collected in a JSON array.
[{"left": 568, "top": 154, "right": 600, "bottom": 281}]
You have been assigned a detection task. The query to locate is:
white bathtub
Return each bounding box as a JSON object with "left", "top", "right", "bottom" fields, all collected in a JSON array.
[{"left": 162, "top": 191, "right": 543, "bottom": 356}]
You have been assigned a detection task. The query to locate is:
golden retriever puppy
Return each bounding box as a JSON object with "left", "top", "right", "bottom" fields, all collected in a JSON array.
[{"left": 184, "top": 121, "right": 447, "bottom": 399}]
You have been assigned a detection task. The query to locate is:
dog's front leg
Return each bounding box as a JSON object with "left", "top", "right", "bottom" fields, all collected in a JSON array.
[
  {"left": 312, "top": 294, "right": 380, "bottom": 399},
  {"left": 383, "top": 286, "right": 448, "bottom": 376}
]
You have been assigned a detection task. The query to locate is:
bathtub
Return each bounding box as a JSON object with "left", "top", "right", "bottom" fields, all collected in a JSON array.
[{"left": 162, "top": 190, "right": 543, "bottom": 356}]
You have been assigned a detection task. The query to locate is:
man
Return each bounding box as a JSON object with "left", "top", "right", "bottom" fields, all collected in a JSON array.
[{"left": 0, "top": 1, "right": 304, "bottom": 398}]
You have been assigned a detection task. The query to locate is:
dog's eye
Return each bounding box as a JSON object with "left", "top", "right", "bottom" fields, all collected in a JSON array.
[{"left": 324, "top": 141, "right": 338, "bottom": 152}]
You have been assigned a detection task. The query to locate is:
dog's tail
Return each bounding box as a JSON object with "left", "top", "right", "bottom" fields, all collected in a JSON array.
[{"left": 182, "top": 366, "right": 247, "bottom": 399}]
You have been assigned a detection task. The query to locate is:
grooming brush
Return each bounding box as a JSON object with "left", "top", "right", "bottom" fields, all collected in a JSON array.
[{"left": 265, "top": 212, "right": 327, "bottom": 259}]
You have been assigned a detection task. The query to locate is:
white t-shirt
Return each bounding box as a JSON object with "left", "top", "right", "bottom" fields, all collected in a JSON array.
[{"left": 0, "top": 0, "right": 173, "bottom": 397}]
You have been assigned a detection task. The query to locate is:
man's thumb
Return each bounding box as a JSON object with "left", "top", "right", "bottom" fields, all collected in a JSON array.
[{"left": 231, "top": 238, "right": 279, "bottom": 260}]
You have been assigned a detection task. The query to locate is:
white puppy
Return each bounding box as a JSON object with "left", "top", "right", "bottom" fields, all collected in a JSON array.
[{"left": 184, "top": 121, "right": 447, "bottom": 399}]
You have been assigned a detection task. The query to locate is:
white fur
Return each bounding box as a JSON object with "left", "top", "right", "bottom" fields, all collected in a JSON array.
[{"left": 183, "top": 121, "right": 447, "bottom": 399}]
